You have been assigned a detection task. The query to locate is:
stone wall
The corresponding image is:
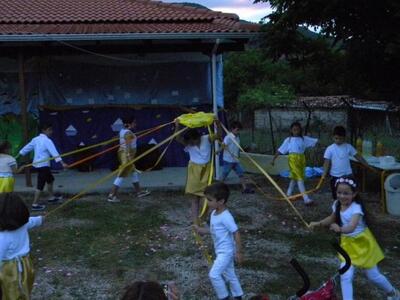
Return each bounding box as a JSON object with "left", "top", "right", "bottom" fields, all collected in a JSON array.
[{"left": 255, "top": 108, "right": 348, "bottom": 131}]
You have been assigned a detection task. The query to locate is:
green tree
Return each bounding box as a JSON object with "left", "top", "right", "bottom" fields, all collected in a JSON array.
[
  {"left": 224, "top": 49, "right": 295, "bottom": 110},
  {"left": 256, "top": 0, "right": 400, "bottom": 100}
]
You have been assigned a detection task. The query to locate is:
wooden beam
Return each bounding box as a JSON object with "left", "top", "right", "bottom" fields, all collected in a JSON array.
[
  {"left": 0, "top": 42, "right": 244, "bottom": 57},
  {"left": 18, "top": 50, "right": 32, "bottom": 187}
]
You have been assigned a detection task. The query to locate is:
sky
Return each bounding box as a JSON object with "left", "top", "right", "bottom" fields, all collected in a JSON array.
[{"left": 164, "top": 0, "right": 272, "bottom": 23}]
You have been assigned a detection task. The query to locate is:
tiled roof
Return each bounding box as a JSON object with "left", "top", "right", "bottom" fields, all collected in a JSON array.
[{"left": 0, "top": 0, "right": 259, "bottom": 36}]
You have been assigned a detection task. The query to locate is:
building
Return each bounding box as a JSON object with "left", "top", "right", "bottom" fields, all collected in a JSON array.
[
  {"left": 255, "top": 95, "right": 399, "bottom": 140},
  {"left": 0, "top": 0, "right": 259, "bottom": 167}
]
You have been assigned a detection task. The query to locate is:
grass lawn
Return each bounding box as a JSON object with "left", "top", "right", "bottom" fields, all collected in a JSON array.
[{"left": 25, "top": 180, "right": 400, "bottom": 299}]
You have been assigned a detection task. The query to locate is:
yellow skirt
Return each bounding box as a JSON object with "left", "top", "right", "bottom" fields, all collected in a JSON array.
[
  {"left": 117, "top": 149, "right": 137, "bottom": 177},
  {"left": 0, "top": 177, "right": 15, "bottom": 193},
  {"left": 0, "top": 255, "right": 35, "bottom": 300},
  {"left": 185, "top": 161, "right": 211, "bottom": 197},
  {"left": 339, "top": 228, "right": 384, "bottom": 269},
  {"left": 288, "top": 153, "right": 306, "bottom": 180}
]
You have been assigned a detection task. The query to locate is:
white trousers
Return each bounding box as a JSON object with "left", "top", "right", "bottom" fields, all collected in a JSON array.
[
  {"left": 287, "top": 179, "right": 311, "bottom": 202},
  {"left": 209, "top": 252, "right": 243, "bottom": 299},
  {"left": 340, "top": 264, "right": 394, "bottom": 300}
]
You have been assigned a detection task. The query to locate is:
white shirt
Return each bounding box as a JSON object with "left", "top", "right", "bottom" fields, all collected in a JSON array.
[
  {"left": 324, "top": 143, "right": 357, "bottom": 177},
  {"left": 223, "top": 133, "right": 240, "bottom": 163},
  {"left": 0, "top": 217, "right": 43, "bottom": 262},
  {"left": 332, "top": 201, "right": 366, "bottom": 237},
  {"left": 119, "top": 128, "right": 137, "bottom": 150},
  {"left": 0, "top": 154, "right": 17, "bottom": 177},
  {"left": 19, "top": 134, "right": 62, "bottom": 168},
  {"left": 278, "top": 136, "right": 318, "bottom": 155},
  {"left": 210, "top": 209, "right": 238, "bottom": 254},
  {"left": 184, "top": 135, "right": 211, "bottom": 164}
]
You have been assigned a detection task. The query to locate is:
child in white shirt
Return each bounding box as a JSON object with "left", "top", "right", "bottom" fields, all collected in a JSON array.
[
  {"left": 107, "top": 117, "right": 150, "bottom": 203},
  {"left": 322, "top": 126, "right": 370, "bottom": 200},
  {"left": 19, "top": 123, "right": 68, "bottom": 211},
  {"left": 272, "top": 122, "right": 318, "bottom": 205},
  {"left": 310, "top": 178, "right": 399, "bottom": 300},
  {"left": 194, "top": 182, "right": 244, "bottom": 300},
  {"left": 0, "top": 193, "right": 44, "bottom": 299},
  {"left": 0, "top": 141, "right": 17, "bottom": 193},
  {"left": 221, "top": 121, "right": 254, "bottom": 194},
  {"left": 175, "top": 118, "right": 222, "bottom": 224}
]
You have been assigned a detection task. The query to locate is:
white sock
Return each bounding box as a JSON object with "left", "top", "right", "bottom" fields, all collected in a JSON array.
[{"left": 297, "top": 180, "right": 311, "bottom": 202}]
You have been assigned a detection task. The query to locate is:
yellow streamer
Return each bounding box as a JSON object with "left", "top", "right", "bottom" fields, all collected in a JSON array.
[
  {"left": 18, "top": 121, "right": 173, "bottom": 171},
  {"left": 137, "top": 137, "right": 175, "bottom": 173},
  {"left": 198, "top": 126, "right": 216, "bottom": 218},
  {"left": 220, "top": 123, "right": 310, "bottom": 228},
  {"left": 45, "top": 127, "right": 187, "bottom": 218}
]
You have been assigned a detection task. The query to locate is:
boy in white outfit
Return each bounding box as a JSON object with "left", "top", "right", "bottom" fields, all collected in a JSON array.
[
  {"left": 221, "top": 121, "right": 254, "bottom": 194},
  {"left": 194, "top": 182, "right": 244, "bottom": 300},
  {"left": 19, "top": 123, "right": 68, "bottom": 211}
]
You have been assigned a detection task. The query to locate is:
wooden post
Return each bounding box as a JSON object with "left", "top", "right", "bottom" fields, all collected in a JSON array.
[
  {"left": 302, "top": 101, "right": 312, "bottom": 136},
  {"left": 267, "top": 106, "right": 276, "bottom": 154},
  {"left": 18, "top": 50, "right": 32, "bottom": 187}
]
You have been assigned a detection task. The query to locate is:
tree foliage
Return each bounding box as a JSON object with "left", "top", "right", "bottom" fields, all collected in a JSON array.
[
  {"left": 256, "top": 0, "right": 400, "bottom": 100},
  {"left": 224, "top": 50, "right": 295, "bottom": 111}
]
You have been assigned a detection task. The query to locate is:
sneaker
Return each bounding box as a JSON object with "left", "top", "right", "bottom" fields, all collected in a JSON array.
[
  {"left": 137, "top": 190, "right": 151, "bottom": 198},
  {"left": 304, "top": 199, "right": 315, "bottom": 206},
  {"left": 242, "top": 188, "right": 255, "bottom": 194},
  {"left": 32, "top": 204, "right": 46, "bottom": 211},
  {"left": 48, "top": 195, "right": 63, "bottom": 203},
  {"left": 387, "top": 289, "right": 400, "bottom": 300},
  {"left": 107, "top": 195, "right": 120, "bottom": 203}
]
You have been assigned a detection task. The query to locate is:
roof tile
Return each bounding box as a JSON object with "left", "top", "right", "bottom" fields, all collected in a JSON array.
[{"left": 0, "top": 0, "right": 259, "bottom": 35}]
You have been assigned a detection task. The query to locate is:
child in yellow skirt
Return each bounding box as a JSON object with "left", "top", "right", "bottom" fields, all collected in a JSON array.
[
  {"left": 107, "top": 117, "right": 150, "bottom": 202},
  {"left": 271, "top": 122, "right": 318, "bottom": 205},
  {"left": 174, "top": 118, "right": 222, "bottom": 223},
  {"left": 310, "top": 177, "right": 399, "bottom": 300},
  {"left": 0, "top": 193, "right": 44, "bottom": 300},
  {"left": 0, "top": 141, "right": 17, "bottom": 193}
]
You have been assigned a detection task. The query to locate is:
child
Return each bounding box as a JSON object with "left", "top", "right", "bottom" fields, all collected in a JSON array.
[
  {"left": 19, "top": 123, "right": 68, "bottom": 211},
  {"left": 271, "top": 122, "right": 318, "bottom": 205},
  {"left": 309, "top": 177, "right": 399, "bottom": 300},
  {"left": 193, "top": 182, "right": 244, "bottom": 300},
  {"left": 322, "top": 126, "right": 370, "bottom": 201},
  {"left": 221, "top": 121, "right": 254, "bottom": 194},
  {"left": 0, "top": 193, "right": 44, "bottom": 299},
  {"left": 174, "top": 118, "right": 222, "bottom": 224},
  {"left": 108, "top": 117, "right": 150, "bottom": 202},
  {"left": 0, "top": 141, "right": 17, "bottom": 193}
]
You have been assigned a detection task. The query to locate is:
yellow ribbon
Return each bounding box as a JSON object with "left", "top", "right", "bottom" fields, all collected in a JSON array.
[
  {"left": 17, "top": 122, "right": 173, "bottom": 171},
  {"left": 219, "top": 139, "right": 324, "bottom": 201},
  {"left": 220, "top": 123, "right": 310, "bottom": 228},
  {"left": 45, "top": 127, "right": 187, "bottom": 218}
]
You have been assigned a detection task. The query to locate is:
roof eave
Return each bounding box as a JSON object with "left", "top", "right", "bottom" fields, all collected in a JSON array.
[{"left": 0, "top": 31, "right": 259, "bottom": 42}]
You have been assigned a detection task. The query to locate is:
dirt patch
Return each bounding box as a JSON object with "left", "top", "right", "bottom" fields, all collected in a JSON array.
[{"left": 25, "top": 184, "right": 400, "bottom": 300}]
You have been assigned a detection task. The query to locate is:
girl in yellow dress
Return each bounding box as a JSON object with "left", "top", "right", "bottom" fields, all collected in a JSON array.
[
  {"left": 0, "top": 141, "right": 17, "bottom": 193},
  {"left": 0, "top": 193, "right": 44, "bottom": 300},
  {"left": 310, "top": 177, "right": 399, "bottom": 300},
  {"left": 107, "top": 117, "right": 150, "bottom": 202},
  {"left": 174, "top": 118, "right": 221, "bottom": 224},
  {"left": 271, "top": 122, "right": 318, "bottom": 205}
]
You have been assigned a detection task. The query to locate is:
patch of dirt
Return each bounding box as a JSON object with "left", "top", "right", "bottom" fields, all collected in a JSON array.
[{"left": 27, "top": 184, "right": 400, "bottom": 300}]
